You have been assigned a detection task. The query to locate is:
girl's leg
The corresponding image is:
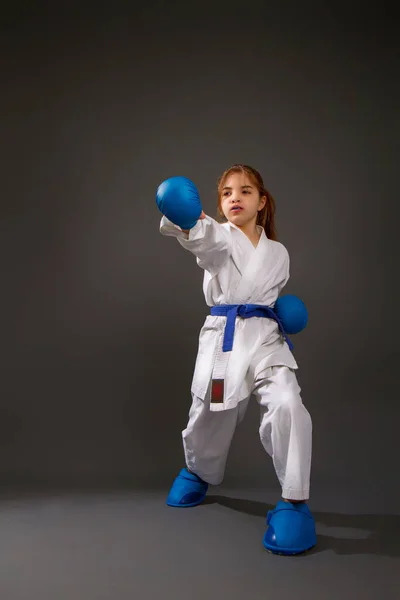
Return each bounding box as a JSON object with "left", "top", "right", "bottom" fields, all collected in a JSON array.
[
  {"left": 254, "top": 366, "right": 312, "bottom": 501},
  {"left": 182, "top": 390, "right": 249, "bottom": 486}
]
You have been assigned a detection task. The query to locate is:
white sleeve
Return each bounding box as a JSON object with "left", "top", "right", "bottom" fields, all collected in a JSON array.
[
  {"left": 159, "top": 215, "right": 232, "bottom": 275},
  {"left": 284, "top": 246, "right": 290, "bottom": 284},
  {"left": 278, "top": 244, "right": 290, "bottom": 290}
]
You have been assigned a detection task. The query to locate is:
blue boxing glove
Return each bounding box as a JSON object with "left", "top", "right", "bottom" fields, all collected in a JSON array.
[
  {"left": 274, "top": 294, "right": 308, "bottom": 334},
  {"left": 156, "top": 176, "right": 203, "bottom": 230}
]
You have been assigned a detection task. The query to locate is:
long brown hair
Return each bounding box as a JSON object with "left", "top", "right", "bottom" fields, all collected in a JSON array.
[{"left": 216, "top": 164, "right": 278, "bottom": 241}]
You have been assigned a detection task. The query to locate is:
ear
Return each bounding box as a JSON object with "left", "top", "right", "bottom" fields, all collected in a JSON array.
[{"left": 258, "top": 195, "right": 267, "bottom": 211}]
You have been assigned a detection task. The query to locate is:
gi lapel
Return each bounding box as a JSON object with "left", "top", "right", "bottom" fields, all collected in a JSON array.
[
  {"left": 232, "top": 229, "right": 270, "bottom": 303},
  {"left": 221, "top": 222, "right": 242, "bottom": 275}
]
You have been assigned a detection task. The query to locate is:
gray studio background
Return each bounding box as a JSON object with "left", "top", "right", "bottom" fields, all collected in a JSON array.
[{"left": 1, "top": 5, "right": 398, "bottom": 507}]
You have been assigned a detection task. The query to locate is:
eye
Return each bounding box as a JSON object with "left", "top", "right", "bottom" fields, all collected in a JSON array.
[{"left": 223, "top": 191, "right": 230, "bottom": 196}]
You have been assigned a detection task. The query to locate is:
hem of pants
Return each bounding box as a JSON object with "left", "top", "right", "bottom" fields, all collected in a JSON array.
[
  {"left": 186, "top": 464, "right": 223, "bottom": 486},
  {"left": 282, "top": 487, "right": 310, "bottom": 501}
]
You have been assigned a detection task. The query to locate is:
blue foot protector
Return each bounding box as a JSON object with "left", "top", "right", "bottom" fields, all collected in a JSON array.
[
  {"left": 263, "top": 500, "right": 317, "bottom": 555},
  {"left": 166, "top": 468, "right": 209, "bottom": 507}
]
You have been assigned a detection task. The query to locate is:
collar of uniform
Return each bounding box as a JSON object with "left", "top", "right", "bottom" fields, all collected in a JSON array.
[{"left": 221, "top": 220, "right": 266, "bottom": 238}]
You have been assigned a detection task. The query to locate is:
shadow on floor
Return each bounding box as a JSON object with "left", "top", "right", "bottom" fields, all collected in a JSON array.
[{"left": 203, "top": 495, "right": 400, "bottom": 557}]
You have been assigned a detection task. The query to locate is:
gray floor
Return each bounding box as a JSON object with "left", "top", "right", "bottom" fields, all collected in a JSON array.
[{"left": 0, "top": 486, "right": 399, "bottom": 600}]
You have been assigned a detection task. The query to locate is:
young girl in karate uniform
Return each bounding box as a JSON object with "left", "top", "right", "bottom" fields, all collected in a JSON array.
[{"left": 157, "top": 164, "right": 316, "bottom": 555}]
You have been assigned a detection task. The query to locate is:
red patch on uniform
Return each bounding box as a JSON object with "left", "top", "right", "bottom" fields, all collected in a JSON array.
[{"left": 211, "top": 379, "right": 224, "bottom": 403}]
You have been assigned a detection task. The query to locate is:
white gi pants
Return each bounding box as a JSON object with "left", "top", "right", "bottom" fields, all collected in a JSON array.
[{"left": 182, "top": 366, "right": 312, "bottom": 501}]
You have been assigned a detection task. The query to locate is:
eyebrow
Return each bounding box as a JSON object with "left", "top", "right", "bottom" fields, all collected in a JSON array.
[{"left": 222, "top": 185, "right": 253, "bottom": 190}]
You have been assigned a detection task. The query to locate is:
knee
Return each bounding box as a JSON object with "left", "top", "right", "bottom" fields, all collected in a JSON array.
[
  {"left": 277, "top": 387, "right": 301, "bottom": 411},
  {"left": 276, "top": 390, "right": 312, "bottom": 427}
]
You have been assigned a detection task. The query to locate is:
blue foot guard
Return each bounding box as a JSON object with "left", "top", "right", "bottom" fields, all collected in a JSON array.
[
  {"left": 263, "top": 500, "right": 317, "bottom": 555},
  {"left": 166, "top": 468, "right": 208, "bottom": 507}
]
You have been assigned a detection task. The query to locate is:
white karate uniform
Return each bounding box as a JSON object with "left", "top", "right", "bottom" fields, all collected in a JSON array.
[{"left": 160, "top": 215, "right": 312, "bottom": 500}]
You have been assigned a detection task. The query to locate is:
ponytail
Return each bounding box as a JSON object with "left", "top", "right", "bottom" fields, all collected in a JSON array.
[{"left": 257, "top": 190, "right": 278, "bottom": 241}]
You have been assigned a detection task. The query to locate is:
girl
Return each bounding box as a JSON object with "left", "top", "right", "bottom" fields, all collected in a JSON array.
[{"left": 158, "top": 164, "right": 316, "bottom": 555}]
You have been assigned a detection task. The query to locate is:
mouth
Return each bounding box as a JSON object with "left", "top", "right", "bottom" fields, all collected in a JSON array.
[{"left": 230, "top": 206, "right": 243, "bottom": 213}]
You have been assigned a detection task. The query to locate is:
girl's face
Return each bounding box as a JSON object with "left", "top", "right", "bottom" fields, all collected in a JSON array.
[{"left": 220, "top": 172, "right": 266, "bottom": 229}]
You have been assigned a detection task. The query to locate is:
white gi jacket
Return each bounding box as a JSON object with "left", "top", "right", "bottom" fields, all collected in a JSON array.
[{"left": 160, "top": 215, "right": 298, "bottom": 411}]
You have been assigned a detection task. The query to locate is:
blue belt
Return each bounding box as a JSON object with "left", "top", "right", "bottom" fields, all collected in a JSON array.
[{"left": 210, "top": 304, "right": 294, "bottom": 353}]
